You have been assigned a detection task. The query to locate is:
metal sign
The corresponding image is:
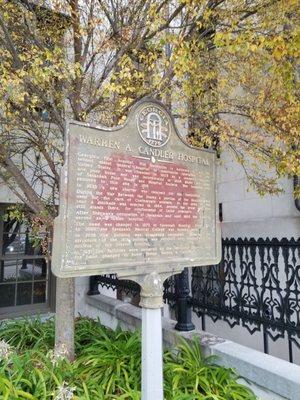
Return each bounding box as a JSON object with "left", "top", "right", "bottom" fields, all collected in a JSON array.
[{"left": 52, "top": 99, "right": 221, "bottom": 279}]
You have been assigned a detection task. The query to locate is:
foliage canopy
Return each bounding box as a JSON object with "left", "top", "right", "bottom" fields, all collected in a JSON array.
[{"left": 0, "top": 0, "right": 299, "bottom": 227}]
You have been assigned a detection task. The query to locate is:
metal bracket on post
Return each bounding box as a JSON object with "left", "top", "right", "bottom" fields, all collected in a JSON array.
[{"left": 175, "top": 267, "right": 195, "bottom": 331}]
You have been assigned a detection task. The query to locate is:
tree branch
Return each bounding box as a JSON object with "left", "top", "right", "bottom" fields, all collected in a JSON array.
[{"left": 0, "top": 145, "right": 46, "bottom": 214}]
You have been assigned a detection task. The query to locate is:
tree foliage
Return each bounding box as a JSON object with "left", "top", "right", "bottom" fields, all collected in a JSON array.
[{"left": 0, "top": 0, "right": 299, "bottom": 227}]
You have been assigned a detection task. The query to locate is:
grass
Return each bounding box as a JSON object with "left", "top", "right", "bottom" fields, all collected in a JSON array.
[{"left": 0, "top": 317, "right": 257, "bottom": 399}]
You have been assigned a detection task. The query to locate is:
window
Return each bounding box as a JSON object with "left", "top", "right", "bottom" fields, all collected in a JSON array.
[{"left": 0, "top": 204, "right": 54, "bottom": 318}]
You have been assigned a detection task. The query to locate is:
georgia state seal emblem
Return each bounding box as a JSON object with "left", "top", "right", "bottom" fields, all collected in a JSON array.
[{"left": 137, "top": 105, "right": 170, "bottom": 148}]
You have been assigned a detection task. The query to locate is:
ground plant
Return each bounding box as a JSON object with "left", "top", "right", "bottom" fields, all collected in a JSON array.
[{"left": 0, "top": 317, "right": 256, "bottom": 400}]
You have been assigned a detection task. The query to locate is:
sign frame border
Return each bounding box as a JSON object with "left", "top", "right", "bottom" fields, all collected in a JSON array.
[{"left": 52, "top": 98, "right": 221, "bottom": 279}]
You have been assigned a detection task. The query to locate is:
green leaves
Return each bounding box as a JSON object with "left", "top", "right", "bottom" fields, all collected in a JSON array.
[
  {"left": 0, "top": 317, "right": 55, "bottom": 351},
  {"left": 163, "top": 337, "right": 256, "bottom": 400},
  {"left": 75, "top": 328, "right": 141, "bottom": 395},
  {"left": 0, "top": 317, "right": 257, "bottom": 400}
]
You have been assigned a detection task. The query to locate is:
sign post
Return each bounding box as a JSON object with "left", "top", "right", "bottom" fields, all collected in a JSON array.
[
  {"left": 140, "top": 273, "right": 164, "bottom": 400},
  {"left": 52, "top": 98, "right": 221, "bottom": 400},
  {"left": 142, "top": 307, "right": 163, "bottom": 400}
]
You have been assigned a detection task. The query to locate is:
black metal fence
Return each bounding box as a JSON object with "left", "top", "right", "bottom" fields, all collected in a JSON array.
[
  {"left": 191, "top": 237, "right": 300, "bottom": 363},
  {"left": 88, "top": 237, "right": 300, "bottom": 363}
]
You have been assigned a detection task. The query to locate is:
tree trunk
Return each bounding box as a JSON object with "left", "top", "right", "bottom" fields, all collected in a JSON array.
[{"left": 54, "top": 277, "right": 75, "bottom": 361}]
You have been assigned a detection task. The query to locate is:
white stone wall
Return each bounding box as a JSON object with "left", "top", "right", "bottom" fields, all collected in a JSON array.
[
  {"left": 75, "top": 276, "right": 117, "bottom": 317},
  {"left": 217, "top": 151, "right": 300, "bottom": 239},
  {"left": 0, "top": 181, "right": 18, "bottom": 204}
]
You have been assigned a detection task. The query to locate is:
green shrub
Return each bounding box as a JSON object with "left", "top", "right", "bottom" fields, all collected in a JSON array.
[
  {"left": 0, "top": 317, "right": 55, "bottom": 351},
  {"left": 74, "top": 316, "right": 112, "bottom": 352},
  {"left": 75, "top": 328, "right": 141, "bottom": 395},
  {"left": 0, "top": 317, "right": 257, "bottom": 400},
  {"left": 164, "top": 337, "right": 256, "bottom": 400}
]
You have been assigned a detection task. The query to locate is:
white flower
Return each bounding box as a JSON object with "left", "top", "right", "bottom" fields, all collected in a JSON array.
[
  {"left": 0, "top": 340, "right": 13, "bottom": 361},
  {"left": 47, "top": 344, "right": 68, "bottom": 366},
  {"left": 54, "top": 382, "right": 76, "bottom": 400}
]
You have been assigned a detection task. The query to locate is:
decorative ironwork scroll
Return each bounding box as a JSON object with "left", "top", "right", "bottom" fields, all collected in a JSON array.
[{"left": 191, "top": 237, "right": 300, "bottom": 362}]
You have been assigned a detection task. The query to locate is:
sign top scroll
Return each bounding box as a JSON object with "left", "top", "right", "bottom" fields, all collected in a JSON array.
[{"left": 52, "top": 99, "right": 221, "bottom": 279}]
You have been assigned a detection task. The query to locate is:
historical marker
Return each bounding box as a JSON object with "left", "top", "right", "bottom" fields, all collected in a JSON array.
[
  {"left": 52, "top": 98, "right": 221, "bottom": 400},
  {"left": 52, "top": 99, "right": 221, "bottom": 279}
]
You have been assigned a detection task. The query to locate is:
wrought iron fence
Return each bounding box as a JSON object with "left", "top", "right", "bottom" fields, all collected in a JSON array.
[
  {"left": 191, "top": 237, "right": 300, "bottom": 363},
  {"left": 88, "top": 237, "right": 300, "bottom": 363},
  {"left": 88, "top": 272, "right": 177, "bottom": 305}
]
